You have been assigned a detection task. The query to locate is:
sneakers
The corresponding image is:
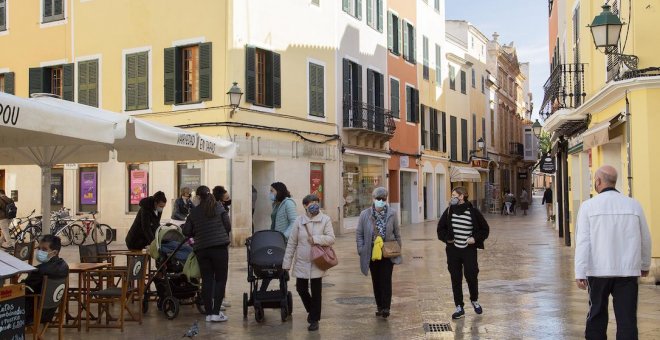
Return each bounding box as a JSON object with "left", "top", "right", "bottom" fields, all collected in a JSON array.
[
  {"left": 471, "top": 301, "right": 483, "bottom": 314},
  {"left": 451, "top": 305, "right": 465, "bottom": 319},
  {"left": 210, "top": 312, "right": 228, "bottom": 322},
  {"left": 205, "top": 315, "right": 212, "bottom": 322}
]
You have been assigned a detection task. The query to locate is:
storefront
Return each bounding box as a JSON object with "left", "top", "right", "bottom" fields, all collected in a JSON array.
[
  {"left": 449, "top": 165, "right": 481, "bottom": 208},
  {"left": 342, "top": 153, "right": 387, "bottom": 229}
]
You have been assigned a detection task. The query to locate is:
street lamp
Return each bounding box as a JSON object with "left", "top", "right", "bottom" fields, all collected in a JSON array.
[
  {"left": 588, "top": 4, "right": 623, "bottom": 50},
  {"left": 226, "top": 82, "right": 243, "bottom": 117},
  {"left": 477, "top": 137, "right": 485, "bottom": 150},
  {"left": 532, "top": 119, "right": 543, "bottom": 138}
]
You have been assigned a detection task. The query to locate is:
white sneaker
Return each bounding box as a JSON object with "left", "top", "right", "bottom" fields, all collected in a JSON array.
[
  {"left": 211, "top": 312, "right": 228, "bottom": 322},
  {"left": 222, "top": 300, "right": 231, "bottom": 308},
  {"left": 205, "top": 315, "right": 213, "bottom": 322}
]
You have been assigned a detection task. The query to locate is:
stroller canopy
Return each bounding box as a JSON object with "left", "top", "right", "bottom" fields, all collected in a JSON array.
[{"left": 249, "top": 230, "right": 287, "bottom": 267}]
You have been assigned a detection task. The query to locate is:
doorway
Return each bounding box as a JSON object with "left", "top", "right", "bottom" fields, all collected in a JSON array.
[
  {"left": 423, "top": 173, "right": 434, "bottom": 220},
  {"left": 400, "top": 171, "right": 413, "bottom": 225},
  {"left": 436, "top": 173, "right": 446, "bottom": 218},
  {"left": 252, "top": 161, "right": 275, "bottom": 232}
]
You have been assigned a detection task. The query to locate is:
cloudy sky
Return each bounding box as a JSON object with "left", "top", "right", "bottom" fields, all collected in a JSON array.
[{"left": 446, "top": 0, "right": 549, "bottom": 119}]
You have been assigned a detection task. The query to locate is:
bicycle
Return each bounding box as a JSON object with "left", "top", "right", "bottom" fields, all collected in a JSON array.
[
  {"left": 48, "top": 208, "right": 85, "bottom": 246},
  {"left": 71, "top": 211, "right": 113, "bottom": 245},
  {"left": 8, "top": 209, "right": 42, "bottom": 244}
]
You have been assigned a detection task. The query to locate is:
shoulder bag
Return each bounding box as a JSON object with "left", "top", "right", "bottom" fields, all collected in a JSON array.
[
  {"left": 372, "top": 217, "right": 401, "bottom": 258},
  {"left": 303, "top": 222, "right": 338, "bottom": 271}
]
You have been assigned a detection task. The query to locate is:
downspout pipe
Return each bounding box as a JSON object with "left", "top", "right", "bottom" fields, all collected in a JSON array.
[{"left": 625, "top": 91, "right": 633, "bottom": 197}]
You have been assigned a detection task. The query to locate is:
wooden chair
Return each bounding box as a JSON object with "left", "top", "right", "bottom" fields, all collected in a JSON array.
[
  {"left": 85, "top": 254, "right": 147, "bottom": 332},
  {"left": 10, "top": 242, "right": 35, "bottom": 284},
  {"left": 25, "top": 275, "right": 69, "bottom": 340},
  {"left": 78, "top": 243, "right": 115, "bottom": 265}
]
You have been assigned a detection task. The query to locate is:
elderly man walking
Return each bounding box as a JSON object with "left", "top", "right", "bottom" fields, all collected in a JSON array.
[{"left": 575, "top": 165, "right": 652, "bottom": 340}]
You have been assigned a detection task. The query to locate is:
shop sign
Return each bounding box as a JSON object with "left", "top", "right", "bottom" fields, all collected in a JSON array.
[
  {"left": 539, "top": 155, "right": 556, "bottom": 174},
  {"left": 64, "top": 163, "right": 79, "bottom": 170},
  {"left": 471, "top": 159, "right": 488, "bottom": 169},
  {"left": 399, "top": 156, "right": 409, "bottom": 168}
]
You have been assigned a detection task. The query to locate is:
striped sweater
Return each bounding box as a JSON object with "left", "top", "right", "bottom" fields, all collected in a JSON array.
[{"left": 451, "top": 209, "right": 474, "bottom": 248}]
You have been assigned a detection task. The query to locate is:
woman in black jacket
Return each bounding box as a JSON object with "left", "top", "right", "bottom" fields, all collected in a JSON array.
[
  {"left": 125, "top": 191, "right": 167, "bottom": 250},
  {"left": 182, "top": 186, "right": 231, "bottom": 323},
  {"left": 437, "top": 187, "right": 490, "bottom": 320}
]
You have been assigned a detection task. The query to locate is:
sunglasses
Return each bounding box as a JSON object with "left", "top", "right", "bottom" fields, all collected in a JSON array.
[{"left": 375, "top": 197, "right": 387, "bottom": 201}]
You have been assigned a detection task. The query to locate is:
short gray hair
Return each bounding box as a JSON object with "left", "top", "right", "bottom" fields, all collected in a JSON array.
[
  {"left": 302, "top": 194, "right": 320, "bottom": 206},
  {"left": 372, "top": 187, "right": 388, "bottom": 198}
]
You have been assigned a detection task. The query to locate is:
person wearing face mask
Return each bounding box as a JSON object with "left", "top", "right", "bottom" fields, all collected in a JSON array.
[
  {"left": 126, "top": 191, "right": 167, "bottom": 250},
  {"left": 282, "top": 194, "right": 335, "bottom": 331},
  {"left": 212, "top": 185, "right": 232, "bottom": 211},
  {"left": 437, "top": 187, "right": 490, "bottom": 320},
  {"left": 22, "top": 235, "right": 69, "bottom": 324},
  {"left": 171, "top": 187, "right": 193, "bottom": 222},
  {"left": 356, "top": 187, "right": 402, "bottom": 319},
  {"left": 269, "top": 182, "right": 297, "bottom": 240}
]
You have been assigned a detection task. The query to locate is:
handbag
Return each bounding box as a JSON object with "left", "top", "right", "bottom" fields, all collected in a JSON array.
[
  {"left": 303, "top": 222, "right": 338, "bottom": 271},
  {"left": 372, "top": 218, "right": 401, "bottom": 258}
]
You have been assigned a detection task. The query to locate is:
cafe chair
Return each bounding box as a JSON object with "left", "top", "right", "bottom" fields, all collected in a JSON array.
[
  {"left": 85, "top": 254, "right": 147, "bottom": 332},
  {"left": 10, "top": 242, "right": 36, "bottom": 284},
  {"left": 78, "top": 242, "right": 115, "bottom": 265},
  {"left": 25, "top": 275, "right": 69, "bottom": 340}
]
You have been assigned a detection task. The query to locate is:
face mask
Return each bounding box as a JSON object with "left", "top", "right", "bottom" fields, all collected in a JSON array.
[
  {"left": 156, "top": 207, "right": 164, "bottom": 213},
  {"left": 269, "top": 192, "right": 276, "bottom": 201},
  {"left": 374, "top": 199, "right": 386, "bottom": 209},
  {"left": 223, "top": 200, "right": 232, "bottom": 208},
  {"left": 192, "top": 196, "right": 201, "bottom": 207},
  {"left": 307, "top": 203, "right": 320, "bottom": 216},
  {"left": 450, "top": 197, "right": 459, "bottom": 206},
  {"left": 36, "top": 250, "right": 50, "bottom": 263}
]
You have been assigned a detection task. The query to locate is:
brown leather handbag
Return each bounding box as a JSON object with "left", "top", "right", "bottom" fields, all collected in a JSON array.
[
  {"left": 372, "top": 219, "right": 401, "bottom": 258},
  {"left": 304, "top": 223, "right": 338, "bottom": 270}
]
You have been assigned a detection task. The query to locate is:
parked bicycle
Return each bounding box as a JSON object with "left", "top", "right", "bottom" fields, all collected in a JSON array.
[
  {"left": 70, "top": 211, "right": 113, "bottom": 245},
  {"left": 48, "top": 207, "right": 85, "bottom": 246},
  {"left": 8, "top": 209, "right": 42, "bottom": 244}
]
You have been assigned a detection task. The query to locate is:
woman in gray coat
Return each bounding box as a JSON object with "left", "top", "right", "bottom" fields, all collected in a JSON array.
[{"left": 356, "top": 187, "right": 402, "bottom": 319}]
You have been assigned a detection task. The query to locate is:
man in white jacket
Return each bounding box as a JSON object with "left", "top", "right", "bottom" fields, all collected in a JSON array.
[{"left": 575, "top": 165, "right": 652, "bottom": 340}]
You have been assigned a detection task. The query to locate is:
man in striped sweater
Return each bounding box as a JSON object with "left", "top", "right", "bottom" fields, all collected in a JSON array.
[{"left": 437, "top": 187, "right": 490, "bottom": 320}]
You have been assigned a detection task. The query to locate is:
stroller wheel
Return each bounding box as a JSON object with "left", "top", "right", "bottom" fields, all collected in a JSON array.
[
  {"left": 243, "top": 293, "right": 248, "bottom": 319},
  {"left": 280, "top": 304, "right": 288, "bottom": 322},
  {"left": 287, "top": 292, "right": 293, "bottom": 316},
  {"left": 254, "top": 304, "right": 265, "bottom": 323},
  {"left": 162, "top": 297, "right": 180, "bottom": 320}
]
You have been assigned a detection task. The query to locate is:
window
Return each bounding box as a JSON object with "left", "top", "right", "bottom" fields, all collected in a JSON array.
[
  {"left": 366, "top": 0, "right": 383, "bottom": 32},
  {"left": 402, "top": 21, "right": 415, "bottom": 63},
  {"left": 0, "top": 72, "right": 14, "bottom": 94},
  {"left": 43, "top": 0, "right": 65, "bottom": 23},
  {"left": 390, "top": 78, "right": 399, "bottom": 118},
  {"left": 441, "top": 111, "right": 447, "bottom": 153},
  {"left": 490, "top": 108, "right": 495, "bottom": 145},
  {"left": 421, "top": 105, "right": 427, "bottom": 148},
  {"left": 178, "top": 162, "right": 203, "bottom": 195},
  {"left": 435, "top": 44, "right": 441, "bottom": 84},
  {"left": 246, "top": 46, "right": 281, "bottom": 108},
  {"left": 471, "top": 69, "right": 475, "bottom": 88},
  {"left": 309, "top": 62, "right": 324, "bottom": 117},
  {"left": 429, "top": 108, "right": 440, "bottom": 151},
  {"left": 342, "top": 0, "right": 361, "bottom": 19},
  {"left": 422, "top": 36, "right": 429, "bottom": 80},
  {"left": 449, "top": 65, "right": 456, "bottom": 90},
  {"left": 482, "top": 117, "right": 486, "bottom": 150},
  {"left": 164, "top": 43, "right": 211, "bottom": 105},
  {"left": 51, "top": 169, "right": 63, "bottom": 210},
  {"left": 342, "top": 58, "right": 362, "bottom": 127},
  {"left": 450, "top": 115, "right": 457, "bottom": 160},
  {"left": 78, "top": 59, "right": 98, "bottom": 107},
  {"left": 128, "top": 164, "right": 149, "bottom": 213},
  {"left": 311, "top": 0, "right": 320, "bottom": 5},
  {"left": 310, "top": 163, "right": 324, "bottom": 207},
  {"left": 367, "top": 69, "right": 384, "bottom": 109},
  {"left": 0, "top": 0, "right": 6, "bottom": 31},
  {"left": 472, "top": 113, "right": 477, "bottom": 150},
  {"left": 405, "top": 85, "right": 419, "bottom": 123},
  {"left": 29, "top": 64, "right": 74, "bottom": 100},
  {"left": 460, "top": 70, "right": 466, "bottom": 94},
  {"left": 79, "top": 166, "right": 98, "bottom": 213},
  {"left": 126, "top": 51, "right": 149, "bottom": 111},
  {"left": 461, "top": 118, "right": 468, "bottom": 161},
  {"left": 481, "top": 75, "right": 485, "bottom": 93},
  {"left": 387, "top": 12, "right": 401, "bottom": 55},
  {"left": 434, "top": 0, "right": 440, "bottom": 12}
]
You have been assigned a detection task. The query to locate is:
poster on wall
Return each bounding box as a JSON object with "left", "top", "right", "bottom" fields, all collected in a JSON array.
[
  {"left": 51, "top": 174, "right": 63, "bottom": 205},
  {"left": 80, "top": 172, "right": 97, "bottom": 205},
  {"left": 310, "top": 164, "right": 324, "bottom": 206},
  {"left": 130, "top": 170, "right": 148, "bottom": 205},
  {"left": 180, "top": 168, "right": 201, "bottom": 192}
]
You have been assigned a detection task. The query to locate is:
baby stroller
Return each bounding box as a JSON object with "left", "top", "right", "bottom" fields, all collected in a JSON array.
[
  {"left": 243, "top": 230, "right": 293, "bottom": 322},
  {"left": 143, "top": 225, "right": 204, "bottom": 320}
]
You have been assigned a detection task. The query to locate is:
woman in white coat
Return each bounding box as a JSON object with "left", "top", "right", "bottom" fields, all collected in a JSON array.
[{"left": 282, "top": 194, "right": 335, "bottom": 332}]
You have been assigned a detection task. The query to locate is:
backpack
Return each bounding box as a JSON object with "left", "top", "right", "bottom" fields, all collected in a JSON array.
[{"left": 2, "top": 197, "right": 17, "bottom": 219}]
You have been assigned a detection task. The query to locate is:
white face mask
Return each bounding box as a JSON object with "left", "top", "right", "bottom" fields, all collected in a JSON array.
[{"left": 192, "top": 196, "right": 201, "bottom": 207}]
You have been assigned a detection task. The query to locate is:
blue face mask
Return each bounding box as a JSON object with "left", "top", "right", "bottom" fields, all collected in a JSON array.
[
  {"left": 374, "top": 199, "right": 387, "bottom": 209},
  {"left": 307, "top": 203, "right": 320, "bottom": 216},
  {"left": 269, "top": 192, "right": 276, "bottom": 201},
  {"left": 36, "top": 250, "right": 50, "bottom": 263}
]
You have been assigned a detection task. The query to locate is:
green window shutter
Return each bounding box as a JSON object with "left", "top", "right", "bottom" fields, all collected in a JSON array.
[
  {"left": 164, "top": 47, "right": 176, "bottom": 105},
  {"left": 376, "top": 0, "right": 383, "bottom": 31},
  {"left": 442, "top": 111, "right": 447, "bottom": 153},
  {"left": 420, "top": 105, "right": 426, "bottom": 148},
  {"left": 342, "top": 0, "right": 349, "bottom": 12},
  {"left": 402, "top": 21, "right": 409, "bottom": 60},
  {"left": 62, "top": 63, "right": 74, "bottom": 101},
  {"left": 78, "top": 60, "right": 98, "bottom": 107},
  {"left": 405, "top": 86, "right": 411, "bottom": 122},
  {"left": 199, "top": 42, "right": 212, "bottom": 101},
  {"left": 29, "top": 67, "right": 45, "bottom": 96},
  {"left": 126, "top": 53, "right": 138, "bottom": 110},
  {"left": 366, "top": 0, "right": 372, "bottom": 27},
  {"left": 356, "top": 64, "right": 362, "bottom": 103},
  {"left": 78, "top": 61, "right": 88, "bottom": 105},
  {"left": 4, "top": 72, "right": 14, "bottom": 94},
  {"left": 398, "top": 19, "right": 402, "bottom": 55},
  {"left": 413, "top": 88, "right": 419, "bottom": 123},
  {"left": 461, "top": 118, "right": 468, "bottom": 161},
  {"left": 89, "top": 60, "right": 99, "bottom": 107},
  {"left": 44, "top": 0, "right": 52, "bottom": 18},
  {"left": 390, "top": 78, "right": 399, "bottom": 118},
  {"left": 309, "top": 63, "right": 324, "bottom": 117},
  {"left": 435, "top": 44, "right": 442, "bottom": 83},
  {"left": 271, "top": 51, "right": 281, "bottom": 108},
  {"left": 387, "top": 12, "right": 392, "bottom": 51},
  {"left": 356, "top": 0, "right": 362, "bottom": 19},
  {"left": 412, "top": 26, "right": 416, "bottom": 64},
  {"left": 137, "top": 52, "right": 148, "bottom": 109},
  {"left": 54, "top": 0, "right": 63, "bottom": 16},
  {"left": 377, "top": 73, "right": 384, "bottom": 108},
  {"left": 0, "top": 0, "right": 6, "bottom": 31},
  {"left": 316, "top": 64, "right": 324, "bottom": 116},
  {"left": 245, "top": 46, "right": 256, "bottom": 104},
  {"left": 309, "top": 63, "right": 317, "bottom": 115},
  {"left": 450, "top": 116, "right": 457, "bottom": 160},
  {"left": 366, "top": 69, "right": 374, "bottom": 107}
]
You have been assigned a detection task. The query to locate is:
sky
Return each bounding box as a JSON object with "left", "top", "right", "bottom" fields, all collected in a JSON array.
[{"left": 445, "top": 0, "right": 549, "bottom": 120}]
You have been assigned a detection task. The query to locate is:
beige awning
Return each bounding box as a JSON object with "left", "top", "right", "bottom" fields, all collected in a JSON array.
[
  {"left": 583, "top": 120, "right": 611, "bottom": 149},
  {"left": 450, "top": 166, "right": 481, "bottom": 183}
]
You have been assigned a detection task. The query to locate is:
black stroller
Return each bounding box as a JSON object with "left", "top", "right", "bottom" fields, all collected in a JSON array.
[{"left": 243, "top": 230, "right": 293, "bottom": 322}]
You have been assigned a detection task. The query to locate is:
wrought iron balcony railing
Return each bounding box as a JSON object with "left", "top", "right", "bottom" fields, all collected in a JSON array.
[
  {"left": 539, "top": 63, "right": 587, "bottom": 120},
  {"left": 343, "top": 99, "right": 396, "bottom": 135},
  {"left": 509, "top": 142, "right": 524, "bottom": 158}
]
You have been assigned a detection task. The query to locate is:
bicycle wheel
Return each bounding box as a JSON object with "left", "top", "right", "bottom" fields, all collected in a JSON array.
[
  {"left": 92, "top": 224, "right": 113, "bottom": 245},
  {"left": 68, "top": 224, "right": 86, "bottom": 245},
  {"left": 19, "top": 226, "right": 40, "bottom": 243},
  {"left": 57, "top": 227, "right": 73, "bottom": 246}
]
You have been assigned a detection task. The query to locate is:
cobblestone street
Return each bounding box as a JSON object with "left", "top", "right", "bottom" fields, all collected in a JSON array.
[{"left": 57, "top": 198, "right": 660, "bottom": 339}]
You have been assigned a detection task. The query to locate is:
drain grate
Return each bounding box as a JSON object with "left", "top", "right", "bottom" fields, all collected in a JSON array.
[
  {"left": 423, "top": 322, "right": 452, "bottom": 333},
  {"left": 412, "top": 256, "right": 424, "bottom": 259}
]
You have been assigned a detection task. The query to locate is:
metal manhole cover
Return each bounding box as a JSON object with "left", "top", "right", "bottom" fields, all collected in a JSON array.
[
  {"left": 322, "top": 283, "right": 335, "bottom": 288},
  {"left": 424, "top": 322, "right": 452, "bottom": 333},
  {"left": 334, "top": 296, "right": 375, "bottom": 305}
]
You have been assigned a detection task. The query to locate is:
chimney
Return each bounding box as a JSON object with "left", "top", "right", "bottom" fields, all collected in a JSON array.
[{"left": 492, "top": 32, "right": 499, "bottom": 42}]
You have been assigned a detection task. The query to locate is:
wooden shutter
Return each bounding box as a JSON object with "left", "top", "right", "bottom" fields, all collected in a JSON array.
[
  {"left": 482, "top": 117, "right": 486, "bottom": 148},
  {"left": 199, "top": 42, "right": 212, "bottom": 101},
  {"left": 435, "top": 45, "right": 441, "bottom": 83},
  {"left": 78, "top": 60, "right": 98, "bottom": 107},
  {"left": 366, "top": 69, "right": 374, "bottom": 107},
  {"left": 342, "top": 59, "right": 350, "bottom": 124},
  {"left": 62, "top": 63, "right": 74, "bottom": 101},
  {"left": 402, "top": 21, "right": 409, "bottom": 60},
  {"left": 245, "top": 46, "right": 256, "bottom": 104},
  {"left": 309, "top": 64, "right": 317, "bottom": 115},
  {"left": 376, "top": 0, "right": 383, "bottom": 32},
  {"left": 405, "top": 86, "right": 411, "bottom": 122},
  {"left": 420, "top": 105, "right": 426, "bottom": 148},
  {"left": 78, "top": 61, "right": 89, "bottom": 106},
  {"left": 44, "top": 0, "right": 52, "bottom": 18},
  {"left": 4, "top": 72, "right": 14, "bottom": 94},
  {"left": 377, "top": 73, "right": 384, "bottom": 109},
  {"left": 442, "top": 111, "right": 447, "bottom": 153},
  {"left": 450, "top": 116, "right": 457, "bottom": 160},
  {"left": 0, "top": 0, "right": 6, "bottom": 31},
  {"left": 164, "top": 47, "right": 177, "bottom": 104},
  {"left": 315, "top": 64, "right": 324, "bottom": 116},
  {"left": 356, "top": 0, "right": 362, "bottom": 19},
  {"left": 126, "top": 53, "right": 138, "bottom": 110},
  {"left": 366, "top": 0, "right": 372, "bottom": 27},
  {"left": 309, "top": 63, "right": 324, "bottom": 117},
  {"left": 54, "top": 0, "right": 63, "bottom": 16},
  {"left": 387, "top": 12, "right": 392, "bottom": 51},
  {"left": 461, "top": 118, "right": 468, "bottom": 161},
  {"left": 29, "top": 67, "right": 45, "bottom": 96},
  {"left": 413, "top": 88, "right": 419, "bottom": 123},
  {"left": 356, "top": 64, "right": 362, "bottom": 104},
  {"left": 342, "top": 0, "right": 349, "bottom": 12},
  {"left": 271, "top": 51, "right": 281, "bottom": 108},
  {"left": 390, "top": 78, "right": 399, "bottom": 118},
  {"left": 472, "top": 114, "right": 477, "bottom": 150},
  {"left": 137, "top": 52, "right": 148, "bottom": 109}
]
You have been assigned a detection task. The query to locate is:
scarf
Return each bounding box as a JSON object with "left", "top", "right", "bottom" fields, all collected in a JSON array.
[{"left": 372, "top": 206, "right": 387, "bottom": 240}]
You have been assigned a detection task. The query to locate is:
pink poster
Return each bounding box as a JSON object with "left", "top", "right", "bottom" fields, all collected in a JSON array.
[{"left": 130, "top": 170, "right": 148, "bottom": 205}]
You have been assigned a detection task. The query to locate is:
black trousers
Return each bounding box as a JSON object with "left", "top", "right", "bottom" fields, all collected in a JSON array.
[
  {"left": 586, "top": 276, "right": 638, "bottom": 340},
  {"left": 296, "top": 278, "right": 322, "bottom": 322},
  {"left": 369, "top": 259, "right": 394, "bottom": 310},
  {"left": 196, "top": 246, "right": 229, "bottom": 315},
  {"left": 446, "top": 244, "right": 479, "bottom": 307}
]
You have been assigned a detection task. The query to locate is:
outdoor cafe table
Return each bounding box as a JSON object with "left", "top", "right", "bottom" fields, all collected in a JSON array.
[{"left": 65, "top": 262, "right": 109, "bottom": 331}]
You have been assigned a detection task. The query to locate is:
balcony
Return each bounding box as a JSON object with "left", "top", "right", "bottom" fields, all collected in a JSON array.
[
  {"left": 539, "top": 63, "right": 587, "bottom": 120},
  {"left": 342, "top": 100, "right": 396, "bottom": 146},
  {"left": 509, "top": 142, "right": 524, "bottom": 158}
]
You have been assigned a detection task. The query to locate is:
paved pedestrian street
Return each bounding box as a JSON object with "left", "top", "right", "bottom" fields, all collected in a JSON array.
[{"left": 56, "top": 198, "right": 660, "bottom": 339}]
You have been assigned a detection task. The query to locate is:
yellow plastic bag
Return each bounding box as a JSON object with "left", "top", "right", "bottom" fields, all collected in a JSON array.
[{"left": 371, "top": 235, "right": 383, "bottom": 261}]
